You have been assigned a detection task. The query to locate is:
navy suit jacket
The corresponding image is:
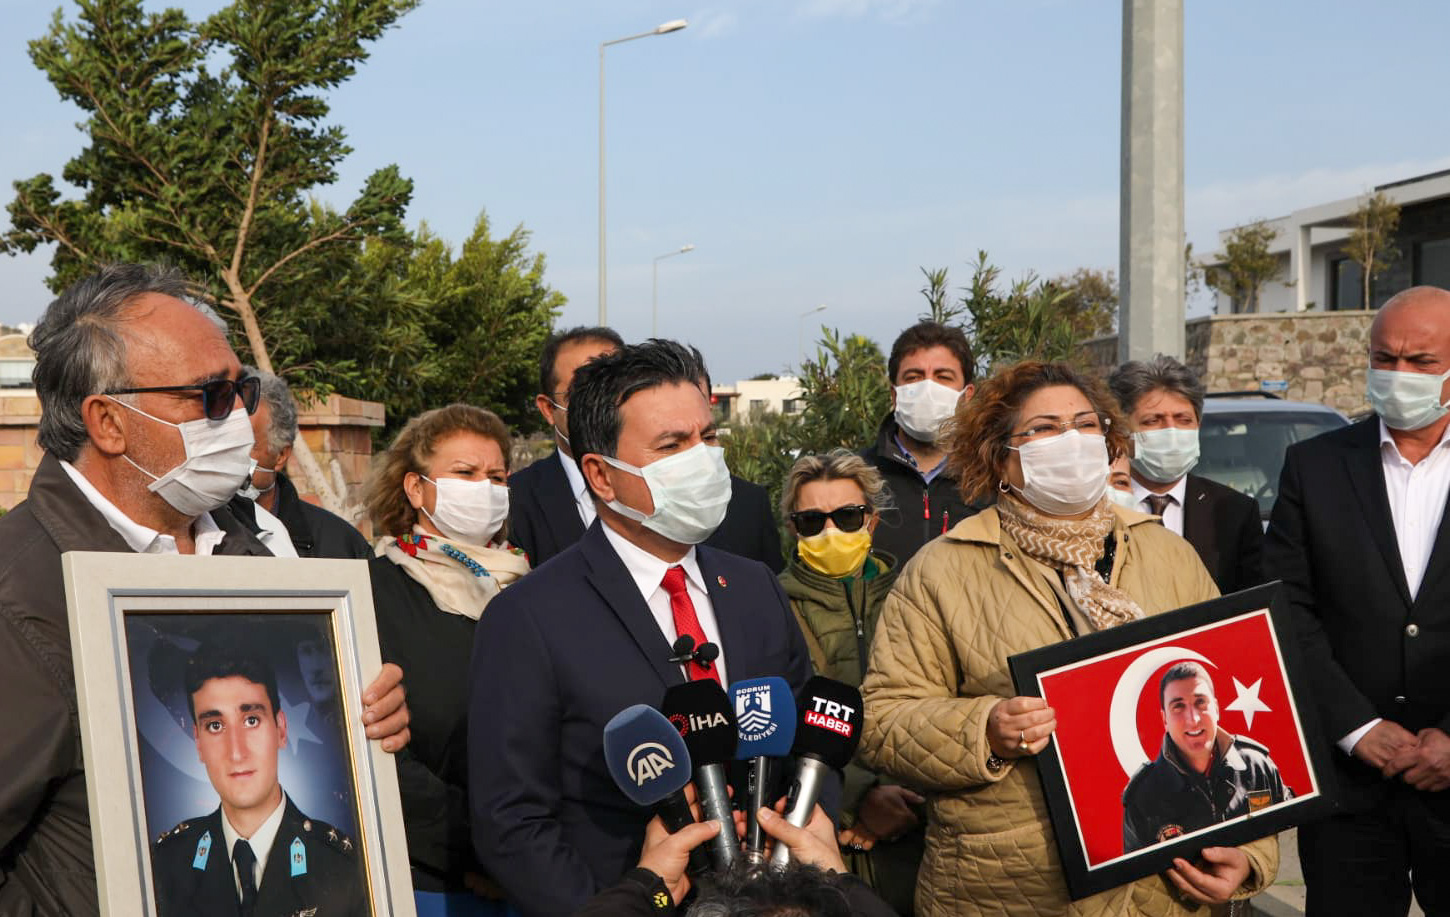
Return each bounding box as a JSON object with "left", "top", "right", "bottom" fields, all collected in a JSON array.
[
  {"left": 1181, "top": 473, "right": 1265, "bottom": 595},
  {"left": 1266, "top": 418, "right": 1450, "bottom": 813},
  {"left": 508, "top": 451, "right": 784, "bottom": 572},
  {"left": 468, "top": 521, "right": 818, "bottom": 917}
]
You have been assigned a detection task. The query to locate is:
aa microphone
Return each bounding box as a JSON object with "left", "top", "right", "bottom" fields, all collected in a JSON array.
[
  {"left": 768, "top": 676, "right": 863, "bottom": 869},
  {"left": 660, "top": 680, "right": 741, "bottom": 871},
  {"left": 603, "top": 704, "right": 708, "bottom": 875},
  {"left": 729, "top": 676, "right": 797, "bottom": 865}
]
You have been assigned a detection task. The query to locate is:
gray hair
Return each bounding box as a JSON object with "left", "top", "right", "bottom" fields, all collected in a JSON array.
[
  {"left": 1107, "top": 354, "right": 1206, "bottom": 420},
  {"left": 779, "top": 448, "right": 893, "bottom": 522},
  {"left": 30, "top": 263, "right": 197, "bottom": 461},
  {"left": 244, "top": 367, "right": 299, "bottom": 454}
]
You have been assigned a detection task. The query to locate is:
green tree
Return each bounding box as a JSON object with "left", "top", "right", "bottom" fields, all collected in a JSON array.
[
  {"left": 1342, "top": 191, "right": 1401, "bottom": 310},
  {"left": 1202, "top": 220, "right": 1281, "bottom": 314},
  {"left": 1044, "top": 267, "right": 1118, "bottom": 339},
  {"left": 1, "top": 0, "right": 418, "bottom": 511}
]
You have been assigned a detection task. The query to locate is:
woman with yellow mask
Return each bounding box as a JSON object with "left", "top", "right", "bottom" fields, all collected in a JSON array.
[{"left": 778, "top": 448, "right": 925, "bottom": 915}]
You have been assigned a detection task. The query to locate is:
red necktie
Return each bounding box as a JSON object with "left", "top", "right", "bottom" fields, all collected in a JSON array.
[{"left": 661, "top": 566, "right": 720, "bottom": 685}]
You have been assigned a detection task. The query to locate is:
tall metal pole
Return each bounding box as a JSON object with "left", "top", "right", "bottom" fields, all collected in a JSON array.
[{"left": 1119, "top": 0, "right": 1185, "bottom": 362}]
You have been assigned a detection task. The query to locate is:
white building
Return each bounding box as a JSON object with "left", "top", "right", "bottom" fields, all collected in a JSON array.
[
  {"left": 711, "top": 375, "right": 806, "bottom": 423},
  {"left": 1207, "top": 169, "right": 1450, "bottom": 314}
]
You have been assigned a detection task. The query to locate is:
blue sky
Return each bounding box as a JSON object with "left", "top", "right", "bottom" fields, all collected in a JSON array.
[{"left": 2, "top": 0, "right": 1449, "bottom": 381}]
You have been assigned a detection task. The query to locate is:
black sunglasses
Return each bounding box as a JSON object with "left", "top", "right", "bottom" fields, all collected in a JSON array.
[
  {"left": 789, "top": 504, "right": 871, "bottom": 537},
  {"left": 104, "top": 375, "right": 262, "bottom": 421}
]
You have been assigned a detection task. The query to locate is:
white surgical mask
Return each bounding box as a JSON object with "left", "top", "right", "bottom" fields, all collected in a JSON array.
[
  {"left": 1107, "top": 487, "right": 1141, "bottom": 511},
  {"left": 602, "top": 443, "right": 733, "bottom": 545},
  {"left": 1131, "top": 427, "right": 1200, "bottom": 484},
  {"left": 1008, "top": 430, "right": 1109, "bottom": 516},
  {"left": 107, "top": 397, "right": 256, "bottom": 517},
  {"left": 1367, "top": 367, "right": 1450, "bottom": 431},
  {"left": 894, "top": 380, "right": 965, "bottom": 443},
  {"left": 421, "top": 476, "right": 510, "bottom": 547},
  {"left": 236, "top": 458, "right": 280, "bottom": 501}
]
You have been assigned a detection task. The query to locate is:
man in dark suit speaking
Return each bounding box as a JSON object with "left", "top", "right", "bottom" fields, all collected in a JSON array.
[
  {"left": 469, "top": 340, "right": 818, "bottom": 917},
  {"left": 1109, "top": 354, "right": 1264, "bottom": 594},
  {"left": 1266, "top": 286, "right": 1450, "bottom": 916}
]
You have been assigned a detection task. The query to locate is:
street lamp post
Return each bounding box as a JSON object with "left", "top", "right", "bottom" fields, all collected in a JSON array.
[
  {"left": 652, "top": 244, "right": 695, "bottom": 336},
  {"left": 798, "top": 304, "right": 828, "bottom": 365},
  {"left": 599, "top": 18, "right": 688, "bottom": 325}
]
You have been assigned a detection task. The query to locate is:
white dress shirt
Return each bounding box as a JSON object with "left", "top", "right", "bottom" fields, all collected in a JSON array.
[
  {"left": 251, "top": 502, "right": 300, "bottom": 557},
  {"left": 600, "top": 521, "right": 729, "bottom": 685},
  {"left": 220, "top": 793, "right": 287, "bottom": 897},
  {"left": 558, "top": 449, "right": 597, "bottom": 528},
  {"left": 1131, "top": 475, "right": 1188, "bottom": 536},
  {"left": 1339, "top": 420, "right": 1450, "bottom": 756},
  {"left": 59, "top": 460, "right": 227, "bottom": 555}
]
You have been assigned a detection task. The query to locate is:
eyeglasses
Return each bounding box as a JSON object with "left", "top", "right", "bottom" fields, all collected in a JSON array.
[
  {"left": 789, "top": 504, "right": 871, "bottom": 537},
  {"left": 1006, "top": 411, "right": 1110, "bottom": 445},
  {"left": 104, "top": 375, "right": 261, "bottom": 421}
]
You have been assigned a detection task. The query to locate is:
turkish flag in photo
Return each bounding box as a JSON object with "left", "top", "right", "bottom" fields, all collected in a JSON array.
[{"left": 1036, "top": 608, "right": 1315, "bottom": 868}]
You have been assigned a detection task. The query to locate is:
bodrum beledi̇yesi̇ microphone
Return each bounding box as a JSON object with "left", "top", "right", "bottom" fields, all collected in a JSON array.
[{"left": 729, "top": 676, "right": 796, "bottom": 865}]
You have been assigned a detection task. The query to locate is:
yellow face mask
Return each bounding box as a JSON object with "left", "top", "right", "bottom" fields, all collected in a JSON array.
[{"left": 797, "top": 529, "right": 873, "bottom": 578}]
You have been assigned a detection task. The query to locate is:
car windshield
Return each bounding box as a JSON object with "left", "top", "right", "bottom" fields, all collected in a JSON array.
[{"left": 1197, "top": 410, "right": 1348, "bottom": 519}]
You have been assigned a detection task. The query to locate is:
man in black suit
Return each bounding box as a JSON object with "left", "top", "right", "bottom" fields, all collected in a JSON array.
[
  {"left": 1109, "top": 355, "right": 1264, "bottom": 594},
  {"left": 227, "top": 369, "right": 371, "bottom": 559},
  {"left": 507, "top": 326, "right": 625, "bottom": 566},
  {"left": 469, "top": 340, "right": 820, "bottom": 917},
  {"left": 1266, "top": 286, "right": 1450, "bottom": 916},
  {"left": 152, "top": 644, "right": 365, "bottom": 917}
]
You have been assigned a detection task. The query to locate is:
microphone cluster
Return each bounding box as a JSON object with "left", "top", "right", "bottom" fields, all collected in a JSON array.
[{"left": 600, "top": 669, "right": 864, "bottom": 878}]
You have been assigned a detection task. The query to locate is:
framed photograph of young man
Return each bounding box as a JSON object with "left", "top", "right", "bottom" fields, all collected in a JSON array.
[
  {"left": 63, "top": 552, "right": 416, "bottom": 917},
  {"left": 1008, "top": 582, "right": 1334, "bottom": 900}
]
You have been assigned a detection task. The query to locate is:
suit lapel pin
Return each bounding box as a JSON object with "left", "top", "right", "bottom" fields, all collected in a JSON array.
[
  {"left": 290, "top": 837, "right": 307, "bottom": 877},
  {"left": 192, "top": 830, "right": 211, "bottom": 871},
  {"left": 717, "top": 575, "right": 727, "bottom": 588}
]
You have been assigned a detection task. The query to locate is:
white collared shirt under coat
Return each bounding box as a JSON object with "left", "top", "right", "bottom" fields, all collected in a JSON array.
[{"left": 1130, "top": 474, "right": 1188, "bottom": 536}]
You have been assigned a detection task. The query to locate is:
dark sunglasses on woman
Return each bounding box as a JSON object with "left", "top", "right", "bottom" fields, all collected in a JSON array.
[{"left": 789, "top": 504, "right": 870, "bottom": 537}]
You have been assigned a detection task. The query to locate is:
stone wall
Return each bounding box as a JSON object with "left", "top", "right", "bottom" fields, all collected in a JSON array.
[
  {"left": 0, "top": 391, "right": 384, "bottom": 519},
  {"left": 1082, "top": 310, "right": 1373, "bottom": 415}
]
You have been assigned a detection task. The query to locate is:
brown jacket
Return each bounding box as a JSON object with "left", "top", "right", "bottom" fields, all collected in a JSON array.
[
  {"left": 0, "top": 453, "right": 269, "bottom": 916},
  {"left": 858, "top": 504, "right": 1278, "bottom": 917}
]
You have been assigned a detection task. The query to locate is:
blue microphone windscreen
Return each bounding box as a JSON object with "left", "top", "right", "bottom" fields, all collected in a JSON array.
[
  {"left": 730, "top": 676, "right": 797, "bottom": 759},
  {"left": 603, "top": 704, "right": 693, "bottom": 806}
]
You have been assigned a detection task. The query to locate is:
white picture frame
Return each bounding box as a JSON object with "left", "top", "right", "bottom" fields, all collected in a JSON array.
[{"left": 63, "top": 552, "right": 416, "bottom": 917}]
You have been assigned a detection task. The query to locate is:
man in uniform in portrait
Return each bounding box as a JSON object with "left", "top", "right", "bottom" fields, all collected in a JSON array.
[
  {"left": 1122, "top": 662, "right": 1290, "bottom": 853},
  {"left": 152, "top": 644, "right": 367, "bottom": 917}
]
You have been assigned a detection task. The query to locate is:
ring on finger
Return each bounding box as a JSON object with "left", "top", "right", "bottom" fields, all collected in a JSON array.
[{"left": 1019, "top": 730, "right": 1029, "bottom": 752}]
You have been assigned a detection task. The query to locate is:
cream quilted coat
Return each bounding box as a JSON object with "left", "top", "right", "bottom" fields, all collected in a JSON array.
[{"left": 858, "top": 504, "right": 1278, "bottom": 917}]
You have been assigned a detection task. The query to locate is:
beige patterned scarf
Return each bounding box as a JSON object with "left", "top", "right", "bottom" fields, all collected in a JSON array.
[
  {"left": 377, "top": 526, "right": 530, "bottom": 620},
  {"left": 995, "top": 495, "right": 1145, "bottom": 631}
]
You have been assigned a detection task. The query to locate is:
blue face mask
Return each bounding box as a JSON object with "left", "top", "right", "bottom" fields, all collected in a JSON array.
[{"left": 1367, "top": 367, "right": 1450, "bottom": 431}]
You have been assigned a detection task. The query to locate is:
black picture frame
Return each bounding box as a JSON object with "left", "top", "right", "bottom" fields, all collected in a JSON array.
[{"left": 1008, "top": 582, "right": 1334, "bottom": 900}]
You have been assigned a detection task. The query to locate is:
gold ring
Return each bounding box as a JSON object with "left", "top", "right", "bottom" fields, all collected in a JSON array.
[{"left": 1019, "top": 730, "right": 1029, "bottom": 751}]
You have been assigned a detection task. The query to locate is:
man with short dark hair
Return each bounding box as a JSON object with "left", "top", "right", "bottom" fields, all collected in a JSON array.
[
  {"left": 469, "top": 339, "right": 822, "bottom": 917},
  {"left": 1122, "top": 661, "right": 1287, "bottom": 853},
  {"left": 151, "top": 644, "right": 366, "bottom": 917},
  {"left": 507, "top": 326, "right": 625, "bottom": 565},
  {"left": 1108, "top": 355, "right": 1263, "bottom": 593},
  {"left": 227, "top": 368, "right": 371, "bottom": 559},
  {"left": 0, "top": 264, "right": 410, "bottom": 916},
  {"left": 863, "top": 321, "right": 982, "bottom": 563}
]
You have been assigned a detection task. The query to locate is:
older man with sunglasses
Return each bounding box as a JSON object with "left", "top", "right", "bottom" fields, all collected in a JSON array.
[{"left": 0, "top": 265, "right": 410, "bottom": 917}]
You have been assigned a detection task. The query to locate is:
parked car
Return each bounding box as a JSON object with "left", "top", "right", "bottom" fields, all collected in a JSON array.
[{"left": 1197, "top": 393, "right": 1350, "bottom": 524}]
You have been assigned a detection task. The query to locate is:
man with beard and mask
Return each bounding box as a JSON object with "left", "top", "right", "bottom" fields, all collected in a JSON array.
[
  {"left": 0, "top": 264, "right": 411, "bottom": 917},
  {"left": 1267, "top": 286, "right": 1450, "bottom": 916},
  {"left": 507, "top": 326, "right": 625, "bottom": 566},
  {"left": 468, "top": 340, "right": 824, "bottom": 917},
  {"left": 862, "top": 321, "right": 985, "bottom": 564},
  {"left": 1108, "top": 355, "right": 1263, "bottom": 594},
  {"left": 227, "top": 369, "right": 370, "bottom": 560}
]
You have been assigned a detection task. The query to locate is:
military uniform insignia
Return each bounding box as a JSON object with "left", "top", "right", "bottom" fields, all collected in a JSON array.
[
  {"left": 327, "top": 828, "right": 338, "bottom": 843},
  {"left": 1156, "top": 824, "right": 1184, "bottom": 843},
  {"left": 1247, "top": 789, "right": 1273, "bottom": 812},
  {"left": 289, "top": 909, "right": 318, "bottom": 917},
  {"left": 290, "top": 837, "right": 307, "bottom": 877},
  {"left": 192, "top": 830, "right": 212, "bottom": 870},
  {"left": 340, "top": 837, "right": 353, "bottom": 852},
  {"left": 302, "top": 819, "right": 312, "bottom": 832}
]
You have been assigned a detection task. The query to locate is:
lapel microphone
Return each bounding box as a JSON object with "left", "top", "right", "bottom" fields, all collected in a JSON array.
[{"left": 668, "top": 635, "right": 720, "bottom": 670}]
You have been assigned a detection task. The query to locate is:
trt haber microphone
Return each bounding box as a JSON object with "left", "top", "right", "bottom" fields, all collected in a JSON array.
[
  {"left": 661, "top": 680, "right": 741, "bottom": 870},
  {"left": 768, "top": 676, "right": 863, "bottom": 869},
  {"left": 603, "top": 704, "right": 708, "bottom": 875},
  {"left": 729, "top": 676, "right": 796, "bottom": 865}
]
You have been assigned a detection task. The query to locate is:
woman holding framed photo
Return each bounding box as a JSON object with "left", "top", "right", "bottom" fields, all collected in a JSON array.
[
  {"left": 365, "top": 404, "right": 529, "bottom": 916},
  {"left": 856, "top": 361, "right": 1278, "bottom": 916}
]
